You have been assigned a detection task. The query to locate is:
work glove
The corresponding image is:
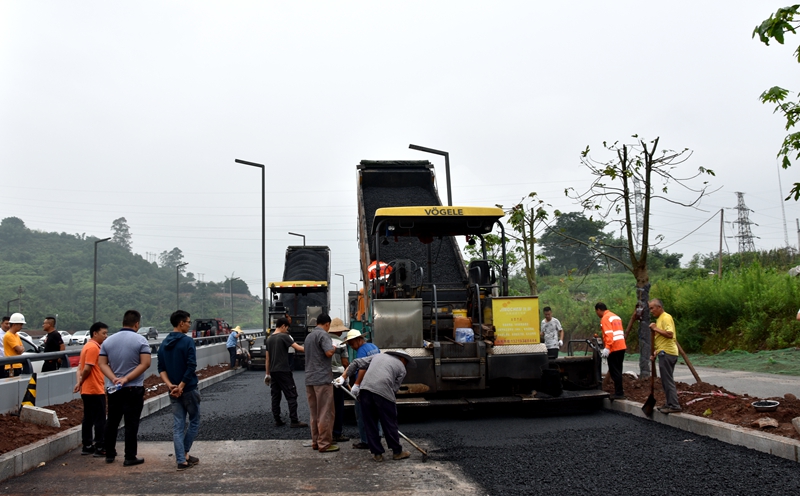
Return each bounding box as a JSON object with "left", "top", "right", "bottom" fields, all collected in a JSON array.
[
  {"left": 558, "top": 340, "right": 563, "bottom": 347},
  {"left": 601, "top": 348, "right": 610, "bottom": 359},
  {"left": 351, "top": 384, "right": 361, "bottom": 397},
  {"left": 332, "top": 376, "right": 345, "bottom": 387},
  {"left": 264, "top": 374, "right": 271, "bottom": 386}
]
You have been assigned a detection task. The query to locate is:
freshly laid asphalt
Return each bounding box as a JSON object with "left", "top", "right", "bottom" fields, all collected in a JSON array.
[{"left": 4, "top": 369, "right": 800, "bottom": 495}]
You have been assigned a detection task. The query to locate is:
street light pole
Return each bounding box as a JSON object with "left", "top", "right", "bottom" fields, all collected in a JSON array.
[
  {"left": 93, "top": 237, "right": 111, "bottom": 323},
  {"left": 409, "top": 144, "right": 452, "bottom": 206},
  {"left": 229, "top": 272, "right": 240, "bottom": 326},
  {"left": 7, "top": 298, "right": 19, "bottom": 316},
  {"left": 335, "top": 273, "right": 346, "bottom": 326},
  {"left": 177, "top": 262, "right": 188, "bottom": 309},
  {"left": 288, "top": 232, "right": 306, "bottom": 246},
  {"left": 236, "top": 158, "right": 267, "bottom": 336}
]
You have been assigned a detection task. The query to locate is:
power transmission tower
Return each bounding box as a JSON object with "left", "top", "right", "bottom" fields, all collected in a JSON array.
[{"left": 732, "top": 192, "right": 757, "bottom": 253}]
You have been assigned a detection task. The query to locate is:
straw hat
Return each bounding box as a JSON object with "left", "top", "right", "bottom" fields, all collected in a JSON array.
[
  {"left": 385, "top": 350, "right": 416, "bottom": 368},
  {"left": 344, "top": 329, "right": 364, "bottom": 342},
  {"left": 328, "top": 318, "right": 349, "bottom": 333},
  {"left": 234, "top": 325, "right": 242, "bottom": 333}
]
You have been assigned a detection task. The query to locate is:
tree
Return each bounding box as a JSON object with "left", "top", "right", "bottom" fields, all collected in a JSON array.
[
  {"left": 539, "top": 212, "right": 609, "bottom": 275},
  {"left": 753, "top": 5, "right": 800, "bottom": 200},
  {"left": 111, "top": 217, "right": 132, "bottom": 251},
  {"left": 566, "top": 136, "right": 714, "bottom": 376},
  {"left": 159, "top": 247, "right": 185, "bottom": 270},
  {"left": 462, "top": 233, "right": 519, "bottom": 270},
  {"left": 498, "top": 193, "right": 554, "bottom": 295}
]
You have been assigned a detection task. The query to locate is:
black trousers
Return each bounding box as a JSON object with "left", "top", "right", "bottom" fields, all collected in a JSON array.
[
  {"left": 81, "top": 394, "right": 106, "bottom": 448},
  {"left": 270, "top": 371, "right": 299, "bottom": 422},
  {"left": 42, "top": 359, "right": 60, "bottom": 372},
  {"left": 104, "top": 386, "right": 144, "bottom": 460},
  {"left": 333, "top": 384, "right": 344, "bottom": 436},
  {"left": 607, "top": 350, "right": 625, "bottom": 395},
  {"left": 360, "top": 390, "right": 402, "bottom": 456}
]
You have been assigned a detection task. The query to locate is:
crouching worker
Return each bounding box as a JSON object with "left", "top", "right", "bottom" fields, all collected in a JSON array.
[{"left": 338, "top": 351, "right": 414, "bottom": 462}]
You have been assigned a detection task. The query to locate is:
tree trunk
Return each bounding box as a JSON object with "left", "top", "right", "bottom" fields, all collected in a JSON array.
[{"left": 636, "top": 282, "right": 651, "bottom": 378}]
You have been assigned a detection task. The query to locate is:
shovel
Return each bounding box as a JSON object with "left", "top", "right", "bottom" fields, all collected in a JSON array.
[
  {"left": 335, "top": 382, "right": 429, "bottom": 462},
  {"left": 642, "top": 329, "right": 657, "bottom": 416}
]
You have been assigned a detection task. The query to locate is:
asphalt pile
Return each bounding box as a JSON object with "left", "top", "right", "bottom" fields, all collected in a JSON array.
[
  {"left": 362, "top": 185, "right": 466, "bottom": 285},
  {"left": 137, "top": 371, "right": 800, "bottom": 495}
]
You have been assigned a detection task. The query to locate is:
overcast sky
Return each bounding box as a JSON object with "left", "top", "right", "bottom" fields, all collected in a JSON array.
[{"left": 2, "top": 1, "right": 799, "bottom": 319}]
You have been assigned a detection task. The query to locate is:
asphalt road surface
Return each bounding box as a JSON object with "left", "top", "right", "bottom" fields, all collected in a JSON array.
[{"left": 134, "top": 370, "right": 800, "bottom": 495}]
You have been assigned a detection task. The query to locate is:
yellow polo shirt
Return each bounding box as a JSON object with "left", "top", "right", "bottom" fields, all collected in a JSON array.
[{"left": 653, "top": 312, "right": 679, "bottom": 356}]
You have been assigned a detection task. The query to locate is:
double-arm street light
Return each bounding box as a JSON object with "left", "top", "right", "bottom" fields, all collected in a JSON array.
[
  {"left": 335, "top": 273, "right": 346, "bottom": 326},
  {"left": 93, "top": 237, "right": 111, "bottom": 322},
  {"left": 177, "top": 262, "right": 188, "bottom": 309},
  {"left": 409, "top": 144, "right": 452, "bottom": 206},
  {"left": 236, "top": 158, "right": 267, "bottom": 335},
  {"left": 288, "top": 232, "right": 306, "bottom": 246}
]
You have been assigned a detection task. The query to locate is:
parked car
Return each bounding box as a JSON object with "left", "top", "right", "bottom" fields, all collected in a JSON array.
[
  {"left": 72, "top": 330, "right": 90, "bottom": 345},
  {"left": 18, "top": 331, "right": 32, "bottom": 340},
  {"left": 59, "top": 330, "right": 73, "bottom": 345},
  {"left": 138, "top": 326, "right": 159, "bottom": 340},
  {"left": 19, "top": 334, "right": 44, "bottom": 374}
]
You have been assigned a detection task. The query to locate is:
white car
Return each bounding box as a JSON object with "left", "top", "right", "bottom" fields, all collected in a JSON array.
[
  {"left": 18, "top": 331, "right": 32, "bottom": 340},
  {"left": 72, "top": 330, "right": 90, "bottom": 345},
  {"left": 58, "top": 330, "right": 74, "bottom": 346},
  {"left": 19, "top": 334, "right": 44, "bottom": 374}
]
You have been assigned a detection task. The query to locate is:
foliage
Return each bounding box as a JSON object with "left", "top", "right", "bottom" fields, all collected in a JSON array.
[
  {"left": 538, "top": 211, "right": 610, "bottom": 275},
  {"left": 0, "top": 217, "right": 259, "bottom": 332},
  {"left": 111, "top": 217, "right": 132, "bottom": 251},
  {"left": 462, "top": 233, "right": 519, "bottom": 270},
  {"left": 753, "top": 4, "right": 800, "bottom": 200},
  {"left": 159, "top": 247, "right": 185, "bottom": 271},
  {"left": 535, "top": 263, "right": 800, "bottom": 354},
  {"left": 497, "top": 193, "right": 554, "bottom": 295}
]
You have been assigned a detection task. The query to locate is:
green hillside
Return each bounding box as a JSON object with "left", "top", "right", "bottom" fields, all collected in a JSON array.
[{"left": 0, "top": 217, "right": 262, "bottom": 332}]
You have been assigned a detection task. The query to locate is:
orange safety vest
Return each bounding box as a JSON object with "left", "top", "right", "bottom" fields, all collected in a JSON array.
[
  {"left": 600, "top": 310, "right": 627, "bottom": 352},
  {"left": 368, "top": 261, "right": 392, "bottom": 280}
]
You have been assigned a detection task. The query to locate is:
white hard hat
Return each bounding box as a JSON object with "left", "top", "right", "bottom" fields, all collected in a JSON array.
[{"left": 9, "top": 313, "right": 26, "bottom": 324}]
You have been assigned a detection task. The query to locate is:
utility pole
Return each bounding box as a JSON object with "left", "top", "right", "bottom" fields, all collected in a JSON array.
[
  {"left": 796, "top": 219, "right": 800, "bottom": 253},
  {"left": 718, "top": 209, "right": 723, "bottom": 279}
]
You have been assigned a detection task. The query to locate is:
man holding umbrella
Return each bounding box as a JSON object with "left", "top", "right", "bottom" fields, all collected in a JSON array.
[{"left": 337, "top": 350, "right": 414, "bottom": 462}]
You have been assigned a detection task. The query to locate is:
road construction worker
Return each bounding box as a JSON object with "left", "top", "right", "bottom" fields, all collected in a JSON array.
[
  {"left": 338, "top": 351, "right": 414, "bottom": 462},
  {"left": 368, "top": 255, "right": 392, "bottom": 296},
  {"left": 344, "top": 329, "right": 380, "bottom": 449},
  {"left": 649, "top": 299, "right": 682, "bottom": 414},
  {"left": 3, "top": 313, "right": 26, "bottom": 377},
  {"left": 595, "top": 302, "right": 626, "bottom": 399}
]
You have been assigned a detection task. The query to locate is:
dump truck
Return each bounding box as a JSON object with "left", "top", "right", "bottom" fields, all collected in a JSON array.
[
  {"left": 250, "top": 245, "right": 331, "bottom": 369},
  {"left": 356, "top": 160, "right": 606, "bottom": 407}
]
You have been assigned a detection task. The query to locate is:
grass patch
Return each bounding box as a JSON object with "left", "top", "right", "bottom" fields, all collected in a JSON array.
[{"left": 623, "top": 348, "right": 800, "bottom": 376}]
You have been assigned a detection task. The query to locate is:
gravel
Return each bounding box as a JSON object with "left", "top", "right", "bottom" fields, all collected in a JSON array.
[{"left": 137, "top": 371, "right": 800, "bottom": 495}]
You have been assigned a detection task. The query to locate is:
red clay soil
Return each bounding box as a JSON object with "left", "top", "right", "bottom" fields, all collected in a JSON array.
[
  {"left": 606, "top": 374, "right": 800, "bottom": 440},
  {"left": 0, "top": 364, "right": 231, "bottom": 455}
]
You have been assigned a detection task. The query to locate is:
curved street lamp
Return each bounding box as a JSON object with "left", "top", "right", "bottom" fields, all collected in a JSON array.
[
  {"left": 177, "top": 262, "right": 188, "bottom": 310},
  {"left": 235, "top": 158, "right": 267, "bottom": 335},
  {"left": 93, "top": 237, "right": 111, "bottom": 322}
]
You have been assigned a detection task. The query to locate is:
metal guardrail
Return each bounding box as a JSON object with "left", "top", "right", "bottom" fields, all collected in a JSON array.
[{"left": 0, "top": 330, "right": 266, "bottom": 375}]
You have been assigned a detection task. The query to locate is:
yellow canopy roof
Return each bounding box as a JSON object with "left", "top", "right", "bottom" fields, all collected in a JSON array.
[
  {"left": 372, "top": 206, "right": 504, "bottom": 236},
  {"left": 269, "top": 281, "right": 328, "bottom": 293}
]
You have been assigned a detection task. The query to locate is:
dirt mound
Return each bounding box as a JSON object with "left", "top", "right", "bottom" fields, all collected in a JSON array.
[
  {"left": 0, "top": 364, "right": 230, "bottom": 455},
  {"left": 608, "top": 373, "right": 800, "bottom": 440}
]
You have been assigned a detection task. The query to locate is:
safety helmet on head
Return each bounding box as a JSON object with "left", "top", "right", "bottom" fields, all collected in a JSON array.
[{"left": 9, "top": 313, "right": 26, "bottom": 324}]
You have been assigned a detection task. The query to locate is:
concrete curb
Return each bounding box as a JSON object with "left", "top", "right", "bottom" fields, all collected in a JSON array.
[
  {"left": 604, "top": 398, "right": 800, "bottom": 463},
  {"left": 0, "top": 367, "right": 244, "bottom": 482}
]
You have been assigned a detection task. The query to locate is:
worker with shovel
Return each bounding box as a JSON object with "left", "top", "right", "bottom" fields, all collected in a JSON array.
[
  {"left": 649, "top": 299, "right": 682, "bottom": 414},
  {"left": 336, "top": 351, "right": 413, "bottom": 462},
  {"left": 595, "top": 302, "right": 626, "bottom": 400}
]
